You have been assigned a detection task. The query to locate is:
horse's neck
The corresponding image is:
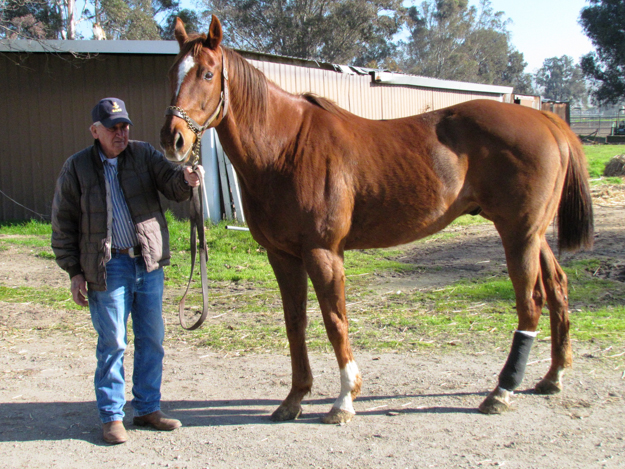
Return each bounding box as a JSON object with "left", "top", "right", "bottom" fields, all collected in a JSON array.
[{"left": 216, "top": 82, "right": 301, "bottom": 183}]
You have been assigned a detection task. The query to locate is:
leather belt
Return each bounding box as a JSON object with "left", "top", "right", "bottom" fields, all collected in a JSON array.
[{"left": 112, "top": 246, "right": 142, "bottom": 258}]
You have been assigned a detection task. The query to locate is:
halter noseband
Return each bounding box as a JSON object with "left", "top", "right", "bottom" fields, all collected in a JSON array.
[{"left": 165, "top": 48, "right": 229, "bottom": 166}]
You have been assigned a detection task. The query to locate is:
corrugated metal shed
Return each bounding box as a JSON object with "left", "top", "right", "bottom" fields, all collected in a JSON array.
[
  {"left": 541, "top": 100, "right": 570, "bottom": 125},
  {"left": 0, "top": 39, "right": 514, "bottom": 222}
]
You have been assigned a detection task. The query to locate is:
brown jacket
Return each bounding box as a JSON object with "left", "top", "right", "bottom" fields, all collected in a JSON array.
[{"left": 51, "top": 140, "right": 190, "bottom": 291}]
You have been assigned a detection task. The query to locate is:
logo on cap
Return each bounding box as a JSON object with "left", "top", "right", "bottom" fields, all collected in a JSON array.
[{"left": 111, "top": 102, "right": 122, "bottom": 113}]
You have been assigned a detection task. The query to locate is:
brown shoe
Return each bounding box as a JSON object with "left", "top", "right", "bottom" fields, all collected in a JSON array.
[
  {"left": 102, "top": 420, "right": 128, "bottom": 444},
  {"left": 133, "top": 410, "right": 181, "bottom": 431}
]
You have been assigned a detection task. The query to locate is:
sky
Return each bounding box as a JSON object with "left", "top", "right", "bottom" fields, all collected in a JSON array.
[{"left": 484, "top": 0, "right": 595, "bottom": 72}]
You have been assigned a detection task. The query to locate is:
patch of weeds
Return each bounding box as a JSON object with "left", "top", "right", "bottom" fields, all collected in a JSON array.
[
  {"left": 0, "top": 219, "right": 52, "bottom": 236},
  {"left": 0, "top": 285, "right": 80, "bottom": 310}
]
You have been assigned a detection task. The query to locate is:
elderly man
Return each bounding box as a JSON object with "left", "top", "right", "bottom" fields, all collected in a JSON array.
[{"left": 51, "top": 97, "right": 202, "bottom": 444}]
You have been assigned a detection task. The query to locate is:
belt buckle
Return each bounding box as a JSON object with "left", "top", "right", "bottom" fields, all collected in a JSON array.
[{"left": 128, "top": 246, "right": 138, "bottom": 258}]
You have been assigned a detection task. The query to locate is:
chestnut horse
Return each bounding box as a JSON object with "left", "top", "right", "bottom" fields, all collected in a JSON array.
[{"left": 160, "top": 16, "right": 594, "bottom": 423}]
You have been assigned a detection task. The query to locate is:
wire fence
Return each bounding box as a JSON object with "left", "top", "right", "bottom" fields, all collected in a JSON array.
[{"left": 570, "top": 115, "right": 619, "bottom": 139}]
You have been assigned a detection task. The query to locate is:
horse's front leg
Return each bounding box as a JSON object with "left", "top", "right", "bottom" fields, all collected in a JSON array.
[
  {"left": 304, "top": 247, "right": 362, "bottom": 424},
  {"left": 267, "top": 250, "right": 312, "bottom": 421}
]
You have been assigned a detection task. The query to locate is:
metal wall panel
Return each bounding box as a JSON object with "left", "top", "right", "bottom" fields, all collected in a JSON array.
[
  {"left": 1, "top": 49, "right": 510, "bottom": 222},
  {"left": 0, "top": 53, "right": 189, "bottom": 222}
]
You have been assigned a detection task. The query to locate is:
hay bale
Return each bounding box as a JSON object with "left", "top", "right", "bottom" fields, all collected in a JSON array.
[{"left": 603, "top": 154, "right": 625, "bottom": 177}]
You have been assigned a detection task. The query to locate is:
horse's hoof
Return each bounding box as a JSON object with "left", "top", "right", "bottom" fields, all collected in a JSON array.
[
  {"left": 478, "top": 388, "right": 514, "bottom": 414},
  {"left": 321, "top": 407, "right": 354, "bottom": 424},
  {"left": 270, "top": 404, "right": 302, "bottom": 422},
  {"left": 535, "top": 378, "right": 562, "bottom": 395}
]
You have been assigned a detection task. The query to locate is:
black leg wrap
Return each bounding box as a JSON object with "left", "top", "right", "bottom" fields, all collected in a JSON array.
[{"left": 498, "top": 331, "right": 535, "bottom": 391}]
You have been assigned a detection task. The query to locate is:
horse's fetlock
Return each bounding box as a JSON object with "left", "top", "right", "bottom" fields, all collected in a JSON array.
[{"left": 350, "top": 373, "right": 362, "bottom": 399}]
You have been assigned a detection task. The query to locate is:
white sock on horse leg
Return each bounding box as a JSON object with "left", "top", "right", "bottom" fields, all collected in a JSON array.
[{"left": 333, "top": 361, "right": 359, "bottom": 413}]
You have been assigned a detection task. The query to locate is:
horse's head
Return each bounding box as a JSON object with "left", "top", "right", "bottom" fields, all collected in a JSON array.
[{"left": 160, "top": 15, "right": 228, "bottom": 164}]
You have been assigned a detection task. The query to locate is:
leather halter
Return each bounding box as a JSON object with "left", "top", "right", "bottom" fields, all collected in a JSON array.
[{"left": 165, "top": 47, "right": 229, "bottom": 166}]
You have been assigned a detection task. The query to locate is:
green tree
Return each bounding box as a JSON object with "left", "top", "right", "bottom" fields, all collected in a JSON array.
[
  {"left": 1, "top": 0, "right": 63, "bottom": 39},
  {"left": 93, "top": 0, "right": 159, "bottom": 40},
  {"left": 198, "top": 0, "right": 405, "bottom": 67},
  {"left": 502, "top": 50, "right": 534, "bottom": 95},
  {"left": 580, "top": 0, "right": 625, "bottom": 105},
  {"left": 90, "top": 0, "right": 192, "bottom": 40},
  {"left": 401, "top": 0, "right": 472, "bottom": 79},
  {"left": 399, "top": 0, "right": 533, "bottom": 92},
  {"left": 160, "top": 8, "right": 201, "bottom": 39},
  {"left": 535, "top": 55, "right": 587, "bottom": 106}
]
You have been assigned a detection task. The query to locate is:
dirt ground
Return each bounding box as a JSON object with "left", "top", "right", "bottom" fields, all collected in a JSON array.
[{"left": 1, "top": 189, "right": 624, "bottom": 468}]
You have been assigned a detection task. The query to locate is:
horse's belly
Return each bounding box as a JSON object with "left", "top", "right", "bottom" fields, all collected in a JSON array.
[{"left": 344, "top": 205, "right": 455, "bottom": 250}]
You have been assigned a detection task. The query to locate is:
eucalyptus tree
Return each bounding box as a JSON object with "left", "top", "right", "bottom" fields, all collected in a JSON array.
[
  {"left": 199, "top": 0, "right": 405, "bottom": 67},
  {"left": 535, "top": 55, "right": 587, "bottom": 106},
  {"left": 0, "top": 0, "right": 196, "bottom": 41},
  {"left": 580, "top": 0, "right": 625, "bottom": 105},
  {"left": 399, "top": 0, "right": 533, "bottom": 92}
]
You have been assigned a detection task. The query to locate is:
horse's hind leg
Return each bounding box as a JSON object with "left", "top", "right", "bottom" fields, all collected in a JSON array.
[
  {"left": 304, "top": 247, "right": 362, "bottom": 424},
  {"left": 267, "top": 251, "right": 313, "bottom": 421},
  {"left": 535, "top": 241, "right": 571, "bottom": 394},
  {"left": 479, "top": 234, "right": 545, "bottom": 414}
]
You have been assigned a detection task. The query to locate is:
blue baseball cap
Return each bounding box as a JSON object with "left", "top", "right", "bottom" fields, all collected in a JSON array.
[{"left": 91, "top": 97, "right": 133, "bottom": 128}]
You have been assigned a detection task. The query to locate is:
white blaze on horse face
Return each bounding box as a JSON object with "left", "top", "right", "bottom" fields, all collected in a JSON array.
[
  {"left": 176, "top": 54, "right": 196, "bottom": 97},
  {"left": 333, "top": 361, "right": 359, "bottom": 414}
]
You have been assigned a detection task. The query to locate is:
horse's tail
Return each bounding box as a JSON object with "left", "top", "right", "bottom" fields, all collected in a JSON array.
[{"left": 544, "top": 112, "right": 594, "bottom": 252}]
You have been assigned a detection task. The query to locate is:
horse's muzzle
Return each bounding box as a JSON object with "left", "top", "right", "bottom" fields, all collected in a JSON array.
[{"left": 160, "top": 120, "right": 192, "bottom": 164}]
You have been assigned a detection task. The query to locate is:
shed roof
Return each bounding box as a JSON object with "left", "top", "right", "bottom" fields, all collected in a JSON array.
[{"left": 1, "top": 39, "right": 514, "bottom": 96}]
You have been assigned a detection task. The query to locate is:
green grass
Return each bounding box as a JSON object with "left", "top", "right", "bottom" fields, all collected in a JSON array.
[
  {"left": 0, "top": 285, "right": 82, "bottom": 310},
  {"left": 583, "top": 144, "right": 625, "bottom": 180},
  {"left": 0, "top": 219, "right": 52, "bottom": 236},
  {"left": 166, "top": 216, "right": 276, "bottom": 285}
]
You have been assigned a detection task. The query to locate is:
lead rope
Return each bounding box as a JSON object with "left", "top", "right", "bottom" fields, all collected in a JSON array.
[{"left": 178, "top": 168, "right": 210, "bottom": 330}]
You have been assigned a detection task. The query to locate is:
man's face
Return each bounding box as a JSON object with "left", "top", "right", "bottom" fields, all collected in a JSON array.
[{"left": 90, "top": 122, "right": 130, "bottom": 158}]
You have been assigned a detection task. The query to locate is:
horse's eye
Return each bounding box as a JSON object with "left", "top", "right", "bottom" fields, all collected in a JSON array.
[{"left": 204, "top": 71, "right": 214, "bottom": 81}]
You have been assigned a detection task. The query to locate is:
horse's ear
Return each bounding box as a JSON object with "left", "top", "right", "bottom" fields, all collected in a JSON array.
[
  {"left": 205, "top": 15, "right": 223, "bottom": 50},
  {"left": 174, "top": 17, "right": 187, "bottom": 48}
]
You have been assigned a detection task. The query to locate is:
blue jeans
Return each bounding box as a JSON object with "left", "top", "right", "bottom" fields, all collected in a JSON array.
[{"left": 88, "top": 253, "right": 165, "bottom": 423}]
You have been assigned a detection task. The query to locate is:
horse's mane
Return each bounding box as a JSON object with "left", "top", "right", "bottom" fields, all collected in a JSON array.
[
  {"left": 302, "top": 93, "right": 351, "bottom": 118},
  {"left": 223, "top": 48, "right": 268, "bottom": 126},
  {"left": 172, "top": 36, "right": 352, "bottom": 125}
]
